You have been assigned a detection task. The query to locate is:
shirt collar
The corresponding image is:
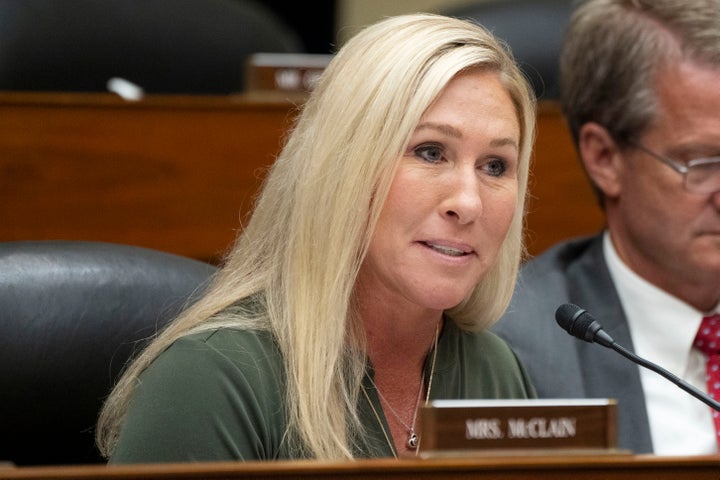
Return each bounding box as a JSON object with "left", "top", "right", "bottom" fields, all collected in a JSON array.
[{"left": 602, "top": 231, "right": 707, "bottom": 376}]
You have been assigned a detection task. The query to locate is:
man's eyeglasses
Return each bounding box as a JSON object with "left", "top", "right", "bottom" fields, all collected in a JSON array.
[{"left": 627, "top": 141, "right": 720, "bottom": 194}]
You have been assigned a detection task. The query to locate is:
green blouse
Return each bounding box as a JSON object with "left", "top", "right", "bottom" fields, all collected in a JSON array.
[{"left": 110, "top": 319, "right": 536, "bottom": 463}]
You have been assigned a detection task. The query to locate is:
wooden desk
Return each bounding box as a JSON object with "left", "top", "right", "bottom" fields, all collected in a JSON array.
[
  {"left": 0, "top": 93, "right": 603, "bottom": 263},
  {"left": 1, "top": 454, "right": 718, "bottom": 480}
]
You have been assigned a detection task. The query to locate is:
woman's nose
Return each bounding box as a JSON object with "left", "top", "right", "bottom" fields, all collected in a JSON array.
[{"left": 443, "top": 171, "right": 483, "bottom": 224}]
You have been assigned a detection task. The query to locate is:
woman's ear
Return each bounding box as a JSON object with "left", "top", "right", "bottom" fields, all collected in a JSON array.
[{"left": 577, "top": 122, "right": 624, "bottom": 199}]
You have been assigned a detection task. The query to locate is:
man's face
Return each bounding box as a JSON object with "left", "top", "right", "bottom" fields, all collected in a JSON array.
[{"left": 607, "top": 60, "right": 720, "bottom": 310}]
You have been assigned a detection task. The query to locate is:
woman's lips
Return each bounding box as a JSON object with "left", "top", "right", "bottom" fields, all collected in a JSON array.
[{"left": 420, "top": 240, "right": 474, "bottom": 257}]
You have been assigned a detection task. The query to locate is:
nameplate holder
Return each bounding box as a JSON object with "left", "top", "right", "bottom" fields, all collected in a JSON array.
[
  {"left": 418, "top": 398, "right": 621, "bottom": 457},
  {"left": 245, "top": 53, "right": 333, "bottom": 94}
]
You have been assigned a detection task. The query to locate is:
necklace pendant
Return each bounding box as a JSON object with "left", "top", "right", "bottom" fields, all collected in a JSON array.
[{"left": 407, "top": 431, "right": 418, "bottom": 449}]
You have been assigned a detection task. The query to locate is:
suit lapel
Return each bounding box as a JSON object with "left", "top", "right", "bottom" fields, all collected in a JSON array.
[{"left": 566, "top": 235, "right": 654, "bottom": 453}]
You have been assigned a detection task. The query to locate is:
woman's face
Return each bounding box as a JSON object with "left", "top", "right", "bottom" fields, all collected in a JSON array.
[{"left": 358, "top": 69, "right": 521, "bottom": 318}]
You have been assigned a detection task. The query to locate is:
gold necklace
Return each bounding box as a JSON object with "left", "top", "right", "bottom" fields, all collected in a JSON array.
[{"left": 362, "top": 321, "right": 440, "bottom": 457}]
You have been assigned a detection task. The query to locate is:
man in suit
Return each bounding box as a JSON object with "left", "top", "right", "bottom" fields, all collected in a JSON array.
[{"left": 494, "top": 0, "right": 720, "bottom": 455}]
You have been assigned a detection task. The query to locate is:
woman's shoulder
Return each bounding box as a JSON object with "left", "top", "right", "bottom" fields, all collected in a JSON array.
[
  {"left": 171, "top": 299, "right": 278, "bottom": 362},
  {"left": 168, "top": 325, "right": 281, "bottom": 377},
  {"left": 143, "top": 297, "right": 281, "bottom": 387},
  {"left": 113, "top": 321, "right": 287, "bottom": 463}
]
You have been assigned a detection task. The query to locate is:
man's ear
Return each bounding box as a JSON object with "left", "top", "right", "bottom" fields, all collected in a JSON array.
[{"left": 578, "top": 122, "right": 624, "bottom": 199}]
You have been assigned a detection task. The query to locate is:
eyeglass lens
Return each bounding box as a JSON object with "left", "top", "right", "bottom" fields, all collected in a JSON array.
[{"left": 686, "top": 159, "right": 720, "bottom": 193}]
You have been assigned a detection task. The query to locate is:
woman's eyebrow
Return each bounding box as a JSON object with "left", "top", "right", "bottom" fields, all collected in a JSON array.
[
  {"left": 416, "top": 122, "right": 518, "bottom": 150},
  {"left": 490, "top": 137, "right": 519, "bottom": 150},
  {"left": 415, "top": 122, "right": 462, "bottom": 138}
]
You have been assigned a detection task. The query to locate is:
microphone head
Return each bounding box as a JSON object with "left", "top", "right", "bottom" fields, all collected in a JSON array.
[
  {"left": 555, "top": 303, "right": 597, "bottom": 342},
  {"left": 555, "top": 303, "right": 584, "bottom": 332},
  {"left": 555, "top": 303, "right": 614, "bottom": 347}
]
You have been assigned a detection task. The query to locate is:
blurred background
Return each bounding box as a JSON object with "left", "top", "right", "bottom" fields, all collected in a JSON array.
[{"left": 0, "top": 0, "right": 573, "bottom": 99}]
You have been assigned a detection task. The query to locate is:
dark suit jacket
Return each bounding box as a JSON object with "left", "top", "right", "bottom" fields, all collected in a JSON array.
[{"left": 493, "top": 233, "right": 654, "bottom": 453}]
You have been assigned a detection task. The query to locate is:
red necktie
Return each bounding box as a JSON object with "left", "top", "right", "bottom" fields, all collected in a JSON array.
[{"left": 693, "top": 314, "right": 720, "bottom": 447}]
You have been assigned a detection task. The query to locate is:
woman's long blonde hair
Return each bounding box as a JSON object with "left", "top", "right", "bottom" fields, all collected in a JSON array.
[{"left": 96, "top": 12, "right": 536, "bottom": 460}]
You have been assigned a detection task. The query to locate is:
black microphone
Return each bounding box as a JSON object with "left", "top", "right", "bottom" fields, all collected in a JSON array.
[{"left": 555, "top": 303, "right": 720, "bottom": 412}]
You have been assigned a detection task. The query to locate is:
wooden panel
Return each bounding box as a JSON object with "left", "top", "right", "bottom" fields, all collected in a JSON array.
[
  {"left": 525, "top": 102, "right": 604, "bottom": 257},
  {"left": 0, "top": 93, "right": 603, "bottom": 263},
  {"left": 1, "top": 454, "right": 719, "bottom": 480},
  {"left": 0, "top": 92, "right": 299, "bottom": 263}
]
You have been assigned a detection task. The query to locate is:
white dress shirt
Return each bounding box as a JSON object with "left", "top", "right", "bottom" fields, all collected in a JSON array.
[{"left": 603, "top": 232, "right": 718, "bottom": 455}]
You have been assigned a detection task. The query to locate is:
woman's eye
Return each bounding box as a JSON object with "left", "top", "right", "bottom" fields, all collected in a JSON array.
[
  {"left": 414, "top": 144, "right": 444, "bottom": 163},
  {"left": 484, "top": 158, "right": 508, "bottom": 177}
]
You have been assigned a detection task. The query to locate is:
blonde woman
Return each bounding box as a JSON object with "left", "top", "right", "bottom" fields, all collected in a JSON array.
[{"left": 97, "top": 12, "right": 537, "bottom": 462}]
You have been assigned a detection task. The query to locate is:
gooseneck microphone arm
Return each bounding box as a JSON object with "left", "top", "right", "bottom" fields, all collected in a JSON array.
[
  {"left": 607, "top": 337, "right": 720, "bottom": 411},
  {"left": 555, "top": 303, "right": 720, "bottom": 412}
]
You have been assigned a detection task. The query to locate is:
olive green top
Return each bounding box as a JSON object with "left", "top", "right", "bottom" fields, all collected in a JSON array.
[{"left": 110, "top": 318, "right": 536, "bottom": 463}]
